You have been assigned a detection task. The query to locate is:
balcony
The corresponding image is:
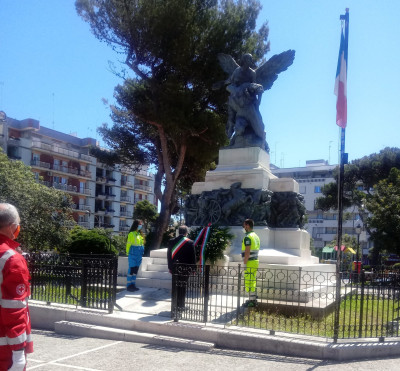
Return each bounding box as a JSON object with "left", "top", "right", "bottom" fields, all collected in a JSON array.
[
  {"left": 32, "top": 160, "right": 91, "bottom": 179},
  {"left": 102, "top": 223, "right": 115, "bottom": 229},
  {"left": 105, "top": 193, "right": 116, "bottom": 200},
  {"left": 8, "top": 137, "right": 21, "bottom": 145},
  {"left": 120, "top": 210, "right": 132, "bottom": 218},
  {"left": 32, "top": 141, "right": 93, "bottom": 163},
  {"left": 105, "top": 209, "right": 115, "bottom": 215},
  {"left": 120, "top": 196, "right": 132, "bottom": 203},
  {"left": 121, "top": 180, "right": 133, "bottom": 187},
  {"left": 134, "top": 183, "right": 152, "bottom": 192},
  {"left": 81, "top": 188, "right": 92, "bottom": 196},
  {"left": 106, "top": 177, "right": 116, "bottom": 184},
  {"left": 53, "top": 182, "right": 78, "bottom": 193},
  {"left": 30, "top": 159, "right": 51, "bottom": 169},
  {"left": 79, "top": 169, "right": 92, "bottom": 178},
  {"left": 135, "top": 170, "right": 153, "bottom": 178},
  {"left": 78, "top": 221, "right": 90, "bottom": 228},
  {"left": 96, "top": 176, "right": 107, "bottom": 183},
  {"left": 72, "top": 204, "right": 92, "bottom": 213},
  {"left": 119, "top": 225, "right": 130, "bottom": 232},
  {"left": 96, "top": 192, "right": 107, "bottom": 200}
]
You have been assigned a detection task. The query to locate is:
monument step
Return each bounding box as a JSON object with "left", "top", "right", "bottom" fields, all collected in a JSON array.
[
  {"left": 137, "top": 277, "right": 172, "bottom": 289},
  {"left": 140, "top": 270, "right": 171, "bottom": 280},
  {"left": 149, "top": 248, "right": 168, "bottom": 259},
  {"left": 151, "top": 257, "right": 168, "bottom": 265},
  {"left": 117, "top": 276, "right": 172, "bottom": 289},
  {"left": 147, "top": 263, "right": 169, "bottom": 272}
]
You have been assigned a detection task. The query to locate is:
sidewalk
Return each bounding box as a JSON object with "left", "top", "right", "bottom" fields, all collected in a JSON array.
[{"left": 29, "top": 286, "right": 400, "bottom": 362}]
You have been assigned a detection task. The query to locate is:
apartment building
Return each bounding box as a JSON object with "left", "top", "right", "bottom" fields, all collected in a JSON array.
[
  {"left": 271, "top": 160, "right": 371, "bottom": 258},
  {"left": 0, "top": 113, "right": 156, "bottom": 235}
]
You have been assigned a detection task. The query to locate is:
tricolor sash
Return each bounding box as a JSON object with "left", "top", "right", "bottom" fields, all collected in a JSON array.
[{"left": 171, "top": 237, "right": 190, "bottom": 260}]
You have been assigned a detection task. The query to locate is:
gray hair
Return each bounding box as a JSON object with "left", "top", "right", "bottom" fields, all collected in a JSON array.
[
  {"left": 178, "top": 225, "right": 189, "bottom": 235},
  {"left": 0, "top": 203, "right": 20, "bottom": 228}
]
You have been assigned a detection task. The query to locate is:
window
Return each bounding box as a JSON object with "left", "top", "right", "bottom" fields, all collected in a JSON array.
[
  {"left": 299, "top": 186, "right": 306, "bottom": 194},
  {"left": 314, "top": 186, "right": 322, "bottom": 193}
]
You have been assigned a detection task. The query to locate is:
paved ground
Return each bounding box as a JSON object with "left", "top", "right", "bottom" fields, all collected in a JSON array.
[{"left": 27, "top": 329, "right": 400, "bottom": 370}]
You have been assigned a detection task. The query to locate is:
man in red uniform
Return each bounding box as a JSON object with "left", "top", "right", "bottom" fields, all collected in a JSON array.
[{"left": 0, "top": 203, "right": 33, "bottom": 371}]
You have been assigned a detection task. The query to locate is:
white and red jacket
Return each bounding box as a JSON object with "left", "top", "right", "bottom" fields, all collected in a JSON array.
[{"left": 0, "top": 234, "right": 33, "bottom": 368}]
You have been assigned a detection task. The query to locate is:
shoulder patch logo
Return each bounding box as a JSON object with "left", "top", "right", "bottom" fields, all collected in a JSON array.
[{"left": 16, "top": 284, "right": 26, "bottom": 296}]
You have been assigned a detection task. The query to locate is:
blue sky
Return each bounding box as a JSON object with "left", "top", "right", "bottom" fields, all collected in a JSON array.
[{"left": 1, "top": 1, "right": 399, "bottom": 168}]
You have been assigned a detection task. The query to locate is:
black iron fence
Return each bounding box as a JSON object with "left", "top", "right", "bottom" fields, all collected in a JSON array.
[
  {"left": 171, "top": 264, "right": 400, "bottom": 340},
  {"left": 26, "top": 253, "right": 118, "bottom": 313}
]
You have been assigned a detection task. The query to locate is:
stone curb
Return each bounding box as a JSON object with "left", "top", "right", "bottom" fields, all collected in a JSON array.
[{"left": 29, "top": 302, "right": 400, "bottom": 361}]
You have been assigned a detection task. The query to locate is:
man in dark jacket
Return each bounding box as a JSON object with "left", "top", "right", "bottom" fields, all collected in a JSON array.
[{"left": 167, "top": 225, "right": 196, "bottom": 310}]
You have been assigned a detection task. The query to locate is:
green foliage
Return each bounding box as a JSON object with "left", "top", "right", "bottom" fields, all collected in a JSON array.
[
  {"left": 365, "top": 168, "right": 400, "bottom": 255},
  {"left": 0, "top": 150, "right": 74, "bottom": 250},
  {"left": 188, "top": 225, "right": 234, "bottom": 265},
  {"left": 316, "top": 147, "right": 400, "bottom": 212},
  {"left": 133, "top": 200, "right": 158, "bottom": 232},
  {"left": 111, "top": 234, "right": 128, "bottom": 256},
  {"left": 76, "top": 0, "right": 271, "bottom": 249},
  {"left": 315, "top": 147, "right": 400, "bottom": 258},
  {"left": 64, "top": 226, "right": 118, "bottom": 255},
  {"left": 144, "top": 226, "right": 176, "bottom": 256}
]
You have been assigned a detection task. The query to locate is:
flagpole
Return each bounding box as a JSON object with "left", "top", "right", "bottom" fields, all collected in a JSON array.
[
  {"left": 336, "top": 8, "right": 349, "bottom": 276},
  {"left": 334, "top": 8, "right": 349, "bottom": 343}
]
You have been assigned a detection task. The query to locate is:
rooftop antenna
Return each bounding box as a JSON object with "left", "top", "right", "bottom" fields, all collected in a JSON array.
[{"left": 280, "top": 152, "right": 285, "bottom": 168}]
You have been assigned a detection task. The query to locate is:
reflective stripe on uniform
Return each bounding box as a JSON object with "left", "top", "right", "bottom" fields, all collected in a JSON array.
[
  {"left": 0, "top": 298, "right": 28, "bottom": 309},
  {"left": 241, "top": 250, "right": 259, "bottom": 259},
  {"left": 0, "top": 249, "right": 16, "bottom": 300},
  {"left": 0, "top": 331, "right": 29, "bottom": 346}
]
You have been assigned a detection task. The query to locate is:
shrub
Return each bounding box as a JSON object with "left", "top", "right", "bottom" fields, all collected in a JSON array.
[
  {"left": 64, "top": 227, "right": 117, "bottom": 255},
  {"left": 188, "top": 225, "right": 234, "bottom": 265}
]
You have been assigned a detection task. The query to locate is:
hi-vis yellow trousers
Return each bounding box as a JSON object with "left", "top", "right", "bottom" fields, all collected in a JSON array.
[{"left": 244, "top": 259, "right": 259, "bottom": 294}]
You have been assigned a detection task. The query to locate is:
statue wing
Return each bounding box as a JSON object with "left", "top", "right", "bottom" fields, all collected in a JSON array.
[
  {"left": 217, "top": 53, "right": 239, "bottom": 76},
  {"left": 255, "top": 49, "right": 295, "bottom": 91}
]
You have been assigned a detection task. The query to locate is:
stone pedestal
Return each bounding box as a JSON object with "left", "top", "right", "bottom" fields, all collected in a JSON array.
[
  {"left": 192, "top": 147, "right": 279, "bottom": 193},
  {"left": 189, "top": 147, "right": 333, "bottom": 271}
]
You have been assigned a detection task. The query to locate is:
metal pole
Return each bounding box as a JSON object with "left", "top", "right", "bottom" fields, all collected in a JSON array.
[{"left": 333, "top": 8, "right": 349, "bottom": 343}]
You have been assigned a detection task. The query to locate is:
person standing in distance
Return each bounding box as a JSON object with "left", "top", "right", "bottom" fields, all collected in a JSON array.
[
  {"left": 0, "top": 203, "right": 33, "bottom": 370},
  {"left": 167, "top": 225, "right": 196, "bottom": 310},
  {"left": 242, "top": 218, "right": 260, "bottom": 307},
  {"left": 126, "top": 219, "right": 144, "bottom": 292}
]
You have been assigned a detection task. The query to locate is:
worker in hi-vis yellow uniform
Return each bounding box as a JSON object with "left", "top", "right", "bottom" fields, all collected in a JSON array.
[{"left": 241, "top": 218, "right": 260, "bottom": 307}]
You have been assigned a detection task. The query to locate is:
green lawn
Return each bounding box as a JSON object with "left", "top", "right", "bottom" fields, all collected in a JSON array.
[
  {"left": 31, "top": 282, "right": 112, "bottom": 309},
  {"left": 236, "top": 295, "right": 400, "bottom": 339}
]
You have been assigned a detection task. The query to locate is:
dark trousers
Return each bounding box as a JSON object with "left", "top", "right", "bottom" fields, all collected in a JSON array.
[
  {"left": 172, "top": 264, "right": 193, "bottom": 309},
  {"left": 176, "top": 273, "right": 190, "bottom": 308}
]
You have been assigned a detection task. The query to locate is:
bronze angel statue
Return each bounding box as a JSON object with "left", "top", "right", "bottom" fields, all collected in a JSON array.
[{"left": 214, "top": 50, "right": 295, "bottom": 152}]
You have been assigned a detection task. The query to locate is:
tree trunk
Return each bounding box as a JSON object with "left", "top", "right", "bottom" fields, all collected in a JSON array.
[
  {"left": 147, "top": 125, "right": 187, "bottom": 250},
  {"left": 150, "top": 202, "right": 171, "bottom": 251}
]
